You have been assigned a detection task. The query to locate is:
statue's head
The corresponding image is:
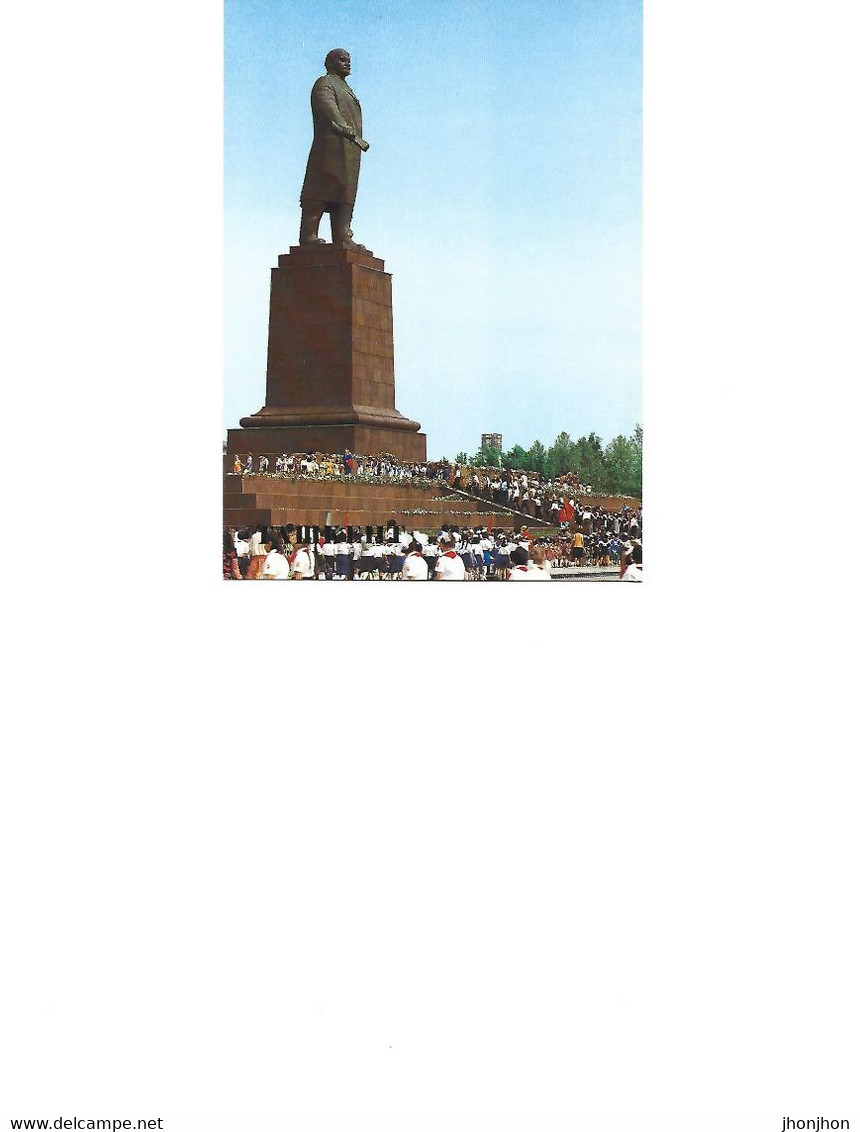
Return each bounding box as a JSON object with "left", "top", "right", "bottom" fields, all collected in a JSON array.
[{"left": 325, "top": 48, "right": 351, "bottom": 77}]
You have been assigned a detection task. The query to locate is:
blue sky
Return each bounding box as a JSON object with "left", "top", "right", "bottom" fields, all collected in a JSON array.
[{"left": 225, "top": 0, "right": 641, "bottom": 460}]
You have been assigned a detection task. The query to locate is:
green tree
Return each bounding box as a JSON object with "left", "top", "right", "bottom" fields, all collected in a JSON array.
[
  {"left": 481, "top": 426, "right": 640, "bottom": 494},
  {"left": 631, "top": 423, "right": 642, "bottom": 494},
  {"left": 598, "top": 425, "right": 642, "bottom": 496},
  {"left": 454, "top": 450, "right": 469, "bottom": 464},
  {"left": 572, "top": 432, "right": 605, "bottom": 488},
  {"left": 603, "top": 435, "right": 636, "bottom": 495},
  {"left": 546, "top": 431, "right": 575, "bottom": 478},
  {"left": 525, "top": 439, "right": 547, "bottom": 476},
  {"left": 502, "top": 444, "right": 528, "bottom": 470}
]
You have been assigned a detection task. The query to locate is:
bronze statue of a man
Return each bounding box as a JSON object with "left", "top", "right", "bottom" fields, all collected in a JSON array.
[{"left": 299, "top": 48, "right": 371, "bottom": 253}]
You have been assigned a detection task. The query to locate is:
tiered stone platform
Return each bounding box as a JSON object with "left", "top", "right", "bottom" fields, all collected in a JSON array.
[{"left": 224, "top": 474, "right": 555, "bottom": 532}]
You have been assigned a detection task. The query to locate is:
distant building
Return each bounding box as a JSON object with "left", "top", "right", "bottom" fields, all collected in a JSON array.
[{"left": 481, "top": 433, "right": 502, "bottom": 451}]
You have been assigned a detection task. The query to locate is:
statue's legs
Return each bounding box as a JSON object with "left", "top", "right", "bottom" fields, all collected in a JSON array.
[
  {"left": 299, "top": 205, "right": 326, "bottom": 245},
  {"left": 331, "top": 203, "right": 369, "bottom": 254}
]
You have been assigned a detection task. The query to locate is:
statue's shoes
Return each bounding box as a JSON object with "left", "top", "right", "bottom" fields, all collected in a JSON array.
[
  {"left": 299, "top": 237, "right": 327, "bottom": 246},
  {"left": 339, "top": 240, "right": 371, "bottom": 254}
]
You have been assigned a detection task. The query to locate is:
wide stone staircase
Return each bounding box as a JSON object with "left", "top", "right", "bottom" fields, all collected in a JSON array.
[{"left": 223, "top": 474, "right": 555, "bottom": 532}]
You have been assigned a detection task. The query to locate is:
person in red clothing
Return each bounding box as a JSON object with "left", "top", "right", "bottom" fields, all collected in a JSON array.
[
  {"left": 223, "top": 529, "right": 241, "bottom": 580},
  {"left": 246, "top": 524, "right": 267, "bottom": 579},
  {"left": 558, "top": 496, "right": 575, "bottom": 529}
]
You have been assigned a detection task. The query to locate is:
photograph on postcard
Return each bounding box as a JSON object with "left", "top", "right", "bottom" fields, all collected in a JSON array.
[{"left": 223, "top": 0, "right": 641, "bottom": 582}]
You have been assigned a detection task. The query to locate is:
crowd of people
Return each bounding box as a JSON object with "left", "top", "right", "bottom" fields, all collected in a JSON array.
[
  {"left": 230, "top": 450, "right": 449, "bottom": 484},
  {"left": 452, "top": 465, "right": 602, "bottom": 521},
  {"left": 223, "top": 518, "right": 643, "bottom": 582},
  {"left": 228, "top": 449, "right": 641, "bottom": 528}
]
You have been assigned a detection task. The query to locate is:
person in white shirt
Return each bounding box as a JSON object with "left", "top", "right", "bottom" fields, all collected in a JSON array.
[
  {"left": 434, "top": 535, "right": 466, "bottom": 580},
  {"left": 233, "top": 530, "right": 250, "bottom": 558},
  {"left": 355, "top": 540, "right": 375, "bottom": 580},
  {"left": 494, "top": 536, "right": 514, "bottom": 580},
  {"left": 506, "top": 544, "right": 549, "bottom": 580},
  {"left": 291, "top": 540, "right": 313, "bottom": 580},
  {"left": 424, "top": 538, "right": 439, "bottom": 577},
  {"left": 526, "top": 545, "right": 553, "bottom": 580},
  {"left": 334, "top": 535, "right": 351, "bottom": 579},
  {"left": 468, "top": 536, "right": 485, "bottom": 579},
  {"left": 247, "top": 526, "right": 267, "bottom": 580},
  {"left": 508, "top": 546, "right": 533, "bottom": 580},
  {"left": 359, "top": 541, "right": 384, "bottom": 580},
  {"left": 322, "top": 539, "right": 337, "bottom": 579},
  {"left": 262, "top": 538, "right": 290, "bottom": 580},
  {"left": 402, "top": 541, "right": 429, "bottom": 581}
]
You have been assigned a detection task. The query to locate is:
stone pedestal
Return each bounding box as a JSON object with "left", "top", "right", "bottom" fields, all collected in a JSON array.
[{"left": 228, "top": 246, "right": 426, "bottom": 462}]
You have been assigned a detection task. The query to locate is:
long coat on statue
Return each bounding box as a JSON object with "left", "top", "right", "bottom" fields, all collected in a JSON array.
[{"left": 300, "top": 73, "right": 363, "bottom": 206}]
